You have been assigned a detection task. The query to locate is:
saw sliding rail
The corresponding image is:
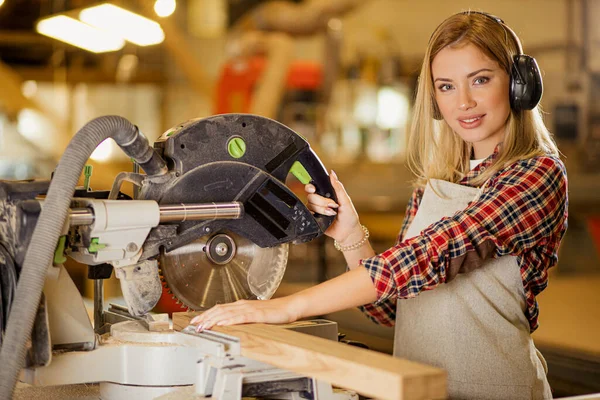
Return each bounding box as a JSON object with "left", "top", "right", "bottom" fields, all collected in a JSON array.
[{"left": 68, "top": 202, "right": 244, "bottom": 226}]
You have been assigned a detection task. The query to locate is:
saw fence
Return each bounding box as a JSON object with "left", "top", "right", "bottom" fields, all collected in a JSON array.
[{"left": 174, "top": 312, "right": 447, "bottom": 400}]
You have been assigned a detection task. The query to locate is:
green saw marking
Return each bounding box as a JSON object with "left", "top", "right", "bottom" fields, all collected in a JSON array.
[
  {"left": 83, "top": 165, "right": 93, "bottom": 191},
  {"left": 89, "top": 237, "right": 106, "bottom": 253},
  {"left": 228, "top": 137, "right": 246, "bottom": 159},
  {"left": 54, "top": 236, "right": 67, "bottom": 265},
  {"left": 290, "top": 161, "right": 311, "bottom": 184}
]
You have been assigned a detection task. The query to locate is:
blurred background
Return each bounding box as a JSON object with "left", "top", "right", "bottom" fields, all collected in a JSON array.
[{"left": 0, "top": 0, "right": 599, "bottom": 397}]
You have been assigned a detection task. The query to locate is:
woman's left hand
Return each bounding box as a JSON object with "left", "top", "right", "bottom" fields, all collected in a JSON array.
[
  {"left": 305, "top": 171, "right": 362, "bottom": 244},
  {"left": 190, "top": 297, "right": 300, "bottom": 332}
]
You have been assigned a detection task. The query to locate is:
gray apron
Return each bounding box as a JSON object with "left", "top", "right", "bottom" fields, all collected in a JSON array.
[{"left": 394, "top": 179, "right": 552, "bottom": 399}]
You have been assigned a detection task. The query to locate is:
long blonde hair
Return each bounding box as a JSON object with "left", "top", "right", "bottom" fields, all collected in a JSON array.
[{"left": 407, "top": 11, "right": 559, "bottom": 188}]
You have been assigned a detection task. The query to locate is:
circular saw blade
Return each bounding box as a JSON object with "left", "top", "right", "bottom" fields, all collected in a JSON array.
[{"left": 159, "top": 230, "right": 288, "bottom": 310}]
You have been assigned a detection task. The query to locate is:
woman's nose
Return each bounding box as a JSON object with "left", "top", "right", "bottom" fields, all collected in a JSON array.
[{"left": 458, "top": 87, "right": 477, "bottom": 111}]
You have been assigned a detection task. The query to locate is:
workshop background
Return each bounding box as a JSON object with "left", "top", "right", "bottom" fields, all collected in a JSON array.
[{"left": 0, "top": 0, "right": 599, "bottom": 397}]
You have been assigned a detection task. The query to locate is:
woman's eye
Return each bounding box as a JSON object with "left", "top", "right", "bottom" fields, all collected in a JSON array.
[
  {"left": 473, "top": 76, "right": 490, "bottom": 85},
  {"left": 438, "top": 83, "right": 453, "bottom": 91}
]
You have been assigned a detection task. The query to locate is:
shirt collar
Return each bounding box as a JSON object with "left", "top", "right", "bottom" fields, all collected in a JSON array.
[{"left": 461, "top": 143, "right": 502, "bottom": 184}]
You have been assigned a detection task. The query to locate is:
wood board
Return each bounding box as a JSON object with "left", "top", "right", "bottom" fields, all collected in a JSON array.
[{"left": 174, "top": 312, "right": 446, "bottom": 400}]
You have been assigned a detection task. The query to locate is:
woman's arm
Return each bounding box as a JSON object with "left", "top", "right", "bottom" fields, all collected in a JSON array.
[
  {"left": 191, "top": 263, "right": 377, "bottom": 331},
  {"left": 362, "top": 156, "right": 568, "bottom": 303},
  {"left": 191, "top": 171, "right": 379, "bottom": 331}
]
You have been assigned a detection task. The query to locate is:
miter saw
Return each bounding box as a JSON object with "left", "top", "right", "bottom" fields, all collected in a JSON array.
[{"left": 0, "top": 114, "right": 356, "bottom": 399}]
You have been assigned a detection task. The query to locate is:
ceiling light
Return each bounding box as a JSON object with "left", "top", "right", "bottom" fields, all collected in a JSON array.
[
  {"left": 36, "top": 15, "right": 125, "bottom": 53},
  {"left": 80, "top": 4, "right": 165, "bottom": 46},
  {"left": 21, "top": 81, "right": 38, "bottom": 99},
  {"left": 154, "top": 0, "right": 176, "bottom": 18}
]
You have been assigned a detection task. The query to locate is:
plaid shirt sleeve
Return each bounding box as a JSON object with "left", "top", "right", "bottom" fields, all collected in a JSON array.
[
  {"left": 360, "top": 156, "right": 568, "bottom": 331},
  {"left": 357, "top": 187, "right": 423, "bottom": 326}
]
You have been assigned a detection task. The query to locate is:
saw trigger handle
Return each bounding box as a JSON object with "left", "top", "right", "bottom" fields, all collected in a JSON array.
[{"left": 295, "top": 149, "right": 338, "bottom": 234}]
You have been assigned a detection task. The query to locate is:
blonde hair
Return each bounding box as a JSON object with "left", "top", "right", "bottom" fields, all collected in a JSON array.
[{"left": 407, "top": 11, "right": 559, "bottom": 188}]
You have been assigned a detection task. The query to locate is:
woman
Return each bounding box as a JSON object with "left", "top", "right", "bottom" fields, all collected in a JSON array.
[{"left": 192, "top": 11, "right": 567, "bottom": 399}]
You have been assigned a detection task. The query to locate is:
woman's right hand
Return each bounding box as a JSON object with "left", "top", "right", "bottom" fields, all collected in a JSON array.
[
  {"left": 190, "top": 297, "right": 301, "bottom": 332},
  {"left": 305, "top": 170, "right": 364, "bottom": 245}
]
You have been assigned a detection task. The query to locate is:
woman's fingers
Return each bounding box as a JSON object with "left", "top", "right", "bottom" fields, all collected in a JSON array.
[
  {"left": 307, "top": 193, "right": 338, "bottom": 215},
  {"left": 305, "top": 181, "right": 342, "bottom": 209},
  {"left": 307, "top": 202, "right": 337, "bottom": 216},
  {"left": 305, "top": 171, "right": 351, "bottom": 211},
  {"left": 305, "top": 182, "right": 339, "bottom": 216},
  {"left": 189, "top": 298, "right": 297, "bottom": 332},
  {"left": 307, "top": 193, "right": 338, "bottom": 208},
  {"left": 190, "top": 301, "right": 246, "bottom": 329},
  {"left": 309, "top": 198, "right": 339, "bottom": 208},
  {"left": 191, "top": 301, "right": 266, "bottom": 332},
  {"left": 198, "top": 311, "right": 239, "bottom": 331}
]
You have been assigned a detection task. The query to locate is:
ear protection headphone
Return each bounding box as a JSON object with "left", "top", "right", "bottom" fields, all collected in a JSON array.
[{"left": 431, "top": 11, "right": 543, "bottom": 120}]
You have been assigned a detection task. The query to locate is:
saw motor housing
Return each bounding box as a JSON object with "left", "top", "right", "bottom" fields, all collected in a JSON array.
[{"left": 139, "top": 113, "right": 336, "bottom": 256}]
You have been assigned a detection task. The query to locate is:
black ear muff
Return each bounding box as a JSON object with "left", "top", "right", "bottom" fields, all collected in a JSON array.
[{"left": 510, "top": 54, "right": 543, "bottom": 111}]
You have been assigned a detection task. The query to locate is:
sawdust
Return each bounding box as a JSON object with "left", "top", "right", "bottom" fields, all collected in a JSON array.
[
  {"left": 99, "top": 333, "right": 177, "bottom": 347},
  {"left": 14, "top": 382, "right": 101, "bottom": 399},
  {"left": 154, "top": 386, "right": 259, "bottom": 400}
]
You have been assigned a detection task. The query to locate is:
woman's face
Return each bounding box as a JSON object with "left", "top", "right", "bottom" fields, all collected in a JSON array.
[{"left": 431, "top": 43, "right": 511, "bottom": 159}]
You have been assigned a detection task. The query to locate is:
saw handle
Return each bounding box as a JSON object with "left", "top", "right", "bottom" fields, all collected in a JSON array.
[{"left": 296, "top": 149, "right": 338, "bottom": 234}]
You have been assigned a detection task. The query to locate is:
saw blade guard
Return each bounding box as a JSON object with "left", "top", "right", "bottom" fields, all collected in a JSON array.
[
  {"left": 156, "top": 113, "right": 337, "bottom": 236},
  {"left": 139, "top": 114, "right": 337, "bottom": 259}
]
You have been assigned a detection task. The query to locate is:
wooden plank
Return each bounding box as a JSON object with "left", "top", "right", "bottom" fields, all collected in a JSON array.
[{"left": 174, "top": 312, "right": 446, "bottom": 400}]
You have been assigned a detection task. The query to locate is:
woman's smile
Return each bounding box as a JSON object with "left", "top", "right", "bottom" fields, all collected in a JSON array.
[{"left": 458, "top": 114, "right": 486, "bottom": 129}]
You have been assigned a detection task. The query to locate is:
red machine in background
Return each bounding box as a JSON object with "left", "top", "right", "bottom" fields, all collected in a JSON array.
[{"left": 215, "top": 57, "right": 322, "bottom": 115}]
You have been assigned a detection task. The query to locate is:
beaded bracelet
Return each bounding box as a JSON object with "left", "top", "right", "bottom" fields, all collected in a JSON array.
[{"left": 333, "top": 225, "right": 370, "bottom": 252}]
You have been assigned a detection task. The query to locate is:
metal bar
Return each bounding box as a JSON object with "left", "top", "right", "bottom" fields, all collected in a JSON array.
[
  {"left": 94, "top": 279, "right": 104, "bottom": 335},
  {"left": 69, "top": 208, "right": 95, "bottom": 226},
  {"left": 108, "top": 303, "right": 130, "bottom": 313},
  {"left": 158, "top": 202, "right": 243, "bottom": 222},
  {"left": 68, "top": 202, "right": 244, "bottom": 226},
  {"left": 132, "top": 162, "right": 140, "bottom": 199},
  {"left": 52, "top": 341, "right": 96, "bottom": 352}
]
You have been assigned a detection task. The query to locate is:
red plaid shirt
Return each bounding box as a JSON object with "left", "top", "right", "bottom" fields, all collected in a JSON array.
[{"left": 359, "top": 149, "right": 568, "bottom": 332}]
